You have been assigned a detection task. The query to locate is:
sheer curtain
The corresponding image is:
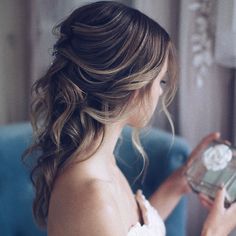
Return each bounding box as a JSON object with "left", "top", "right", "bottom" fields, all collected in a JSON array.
[
  {"left": 234, "top": 77, "right": 236, "bottom": 145},
  {"left": 0, "top": 0, "right": 30, "bottom": 125},
  {"left": 178, "top": 1, "right": 235, "bottom": 233},
  {"left": 133, "top": 0, "right": 235, "bottom": 235}
]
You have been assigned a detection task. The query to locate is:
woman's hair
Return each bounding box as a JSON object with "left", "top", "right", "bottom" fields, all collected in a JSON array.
[{"left": 22, "top": 0, "right": 178, "bottom": 229}]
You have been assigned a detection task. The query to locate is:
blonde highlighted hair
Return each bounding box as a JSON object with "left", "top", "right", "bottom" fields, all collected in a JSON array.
[{"left": 22, "top": 1, "right": 178, "bottom": 229}]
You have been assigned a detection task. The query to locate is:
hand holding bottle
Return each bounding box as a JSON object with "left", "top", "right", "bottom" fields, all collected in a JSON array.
[{"left": 201, "top": 187, "right": 236, "bottom": 236}]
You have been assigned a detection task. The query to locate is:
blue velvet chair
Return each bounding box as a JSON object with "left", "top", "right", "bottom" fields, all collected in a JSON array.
[{"left": 0, "top": 122, "right": 190, "bottom": 236}]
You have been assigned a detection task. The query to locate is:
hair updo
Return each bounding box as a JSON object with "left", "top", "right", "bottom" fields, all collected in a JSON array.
[{"left": 22, "top": 0, "right": 178, "bottom": 228}]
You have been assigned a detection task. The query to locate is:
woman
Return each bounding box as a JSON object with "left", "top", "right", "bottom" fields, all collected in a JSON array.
[{"left": 23, "top": 1, "right": 236, "bottom": 235}]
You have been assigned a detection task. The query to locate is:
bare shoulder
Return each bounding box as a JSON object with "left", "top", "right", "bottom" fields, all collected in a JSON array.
[{"left": 48, "top": 175, "right": 126, "bottom": 236}]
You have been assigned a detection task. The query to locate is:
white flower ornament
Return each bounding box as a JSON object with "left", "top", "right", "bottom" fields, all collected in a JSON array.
[{"left": 203, "top": 144, "right": 233, "bottom": 171}]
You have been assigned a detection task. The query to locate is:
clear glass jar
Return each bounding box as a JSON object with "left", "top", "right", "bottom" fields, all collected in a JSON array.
[{"left": 185, "top": 140, "right": 236, "bottom": 207}]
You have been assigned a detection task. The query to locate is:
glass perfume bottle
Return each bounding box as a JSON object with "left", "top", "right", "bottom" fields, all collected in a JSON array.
[{"left": 185, "top": 140, "right": 236, "bottom": 207}]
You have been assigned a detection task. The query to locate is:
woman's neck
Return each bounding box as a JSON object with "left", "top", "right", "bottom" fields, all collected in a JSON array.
[{"left": 89, "top": 122, "right": 125, "bottom": 167}]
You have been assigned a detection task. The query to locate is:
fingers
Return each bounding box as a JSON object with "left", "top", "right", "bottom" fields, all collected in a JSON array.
[
  {"left": 213, "top": 187, "right": 226, "bottom": 210},
  {"left": 200, "top": 199, "right": 212, "bottom": 210},
  {"left": 201, "top": 132, "right": 221, "bottom": 145},
  {"left": 135, "top": 190, "right": 149, "bottom": 225},
  {"left": 224, "top": 198, "right": 236, "bottom": 229},
  {"left": 228, "top": 202, "right": 236, "bottom": 213},
  {"left": 199, "top": 193, "right": 214, "bottom": 210},
  {"left": 193, "top": 132, "right": 220, "bottom": 155},
  {"left": 220, "top": 139, "right": 231, "bottom": 146}
]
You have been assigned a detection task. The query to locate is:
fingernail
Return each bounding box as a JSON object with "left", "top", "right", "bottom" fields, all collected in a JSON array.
[
  {"left": 219, "top": 183, "right": 225, "bottom": 190},
  {"left": 225, "top": 140, "right": 232, "bottom": 146},
  {"left": 137, "top": 189, "right": 142, "bottom": 194}
]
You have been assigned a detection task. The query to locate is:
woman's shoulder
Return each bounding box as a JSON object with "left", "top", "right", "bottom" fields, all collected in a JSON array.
[
  {"left": 50, "top": 173, "right": 115, "bottom": 212},
  {"left": 52, "top": 158, "right": 113, "bottom": 196},
  {"left": 50, "top": 161, "right": 114, "bottom": 209},
  {"left": 48, "top": 170, "right": 125, "bottom": 235}
]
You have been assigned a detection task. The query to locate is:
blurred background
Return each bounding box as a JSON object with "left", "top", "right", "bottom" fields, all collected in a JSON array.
[{"left": 0, "top": 0, "right": 235, "bottom": 235}]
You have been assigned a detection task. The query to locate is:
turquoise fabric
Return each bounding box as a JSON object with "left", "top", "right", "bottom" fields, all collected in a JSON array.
[{"left": 0, "top": 122, "right": 190, "bottom": 236}]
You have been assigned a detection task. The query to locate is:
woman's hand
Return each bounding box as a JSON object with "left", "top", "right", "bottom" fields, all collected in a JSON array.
[
  {"left": 184, "top": 132, "right": 223, "bottom": 170},
  {"left": 201, "top": 188, "right": 236, "bottom": 236},
  {"left": 170, "top": 132, "right": 222, "bottom": 195},
  {"left": 149, "top": 132, "right": 223, "bottom": 220},
  {"left": 198, "top": 193, "right": 214, "bottom": 210}
]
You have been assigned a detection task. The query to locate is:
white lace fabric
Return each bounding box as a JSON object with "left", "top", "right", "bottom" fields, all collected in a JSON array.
[{"left": 127, "top": 189, "right": 166, "bottom": 236}]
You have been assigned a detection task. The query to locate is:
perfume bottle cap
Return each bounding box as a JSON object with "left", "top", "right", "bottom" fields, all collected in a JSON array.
[
  {"left": 186, "top": 140, "right": 236, "bottom": 206},
  {"left": 203, "top": 144, "right": 233, "bottom": 171}
]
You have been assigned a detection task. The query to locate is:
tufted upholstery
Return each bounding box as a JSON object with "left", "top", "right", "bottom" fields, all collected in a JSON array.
[{"left": 0, "top": 122, "right": 190, "bottom": 236}]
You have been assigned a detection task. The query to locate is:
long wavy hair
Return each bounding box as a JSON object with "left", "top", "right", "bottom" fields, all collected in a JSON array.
[{"left": 22, "top": 0, "right": 178, "bottom": 229}]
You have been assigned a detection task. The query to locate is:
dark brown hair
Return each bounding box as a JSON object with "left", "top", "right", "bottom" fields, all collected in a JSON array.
[{"left": 22, "top": 0, "right": 178, "bottom": 228}]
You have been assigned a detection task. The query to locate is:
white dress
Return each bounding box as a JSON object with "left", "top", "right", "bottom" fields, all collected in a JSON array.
[{"left": 127, "top": 189, "right": 166, "bottom": 236}]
